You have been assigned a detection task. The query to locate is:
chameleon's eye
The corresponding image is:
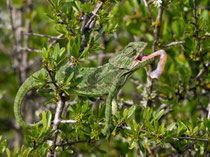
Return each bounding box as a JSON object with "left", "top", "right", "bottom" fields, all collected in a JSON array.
[{"left": 129, "top": 49, "right": 137, "bottom": 57}]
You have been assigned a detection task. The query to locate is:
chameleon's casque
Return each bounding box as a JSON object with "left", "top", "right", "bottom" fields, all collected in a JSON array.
[{"left": 14, "top": 42, "right": 167, "bottom": 134}]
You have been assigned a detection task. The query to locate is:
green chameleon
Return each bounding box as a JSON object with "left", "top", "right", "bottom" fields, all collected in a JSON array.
[{"left": 14, "top": 42, "right": 167, "bottom": 134}]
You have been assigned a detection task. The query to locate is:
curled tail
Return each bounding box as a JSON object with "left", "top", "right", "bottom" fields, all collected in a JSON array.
[{"left": 14, "top": 69, "right": 45, "bottom": 128}]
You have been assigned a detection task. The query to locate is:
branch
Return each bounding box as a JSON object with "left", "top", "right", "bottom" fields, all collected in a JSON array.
[
  {"left": 24, "top": 32, "right": 63, "bottom": 40},
  {"left": 30, "top": 130, "right": 58, "bottom": 154},
  {"left": 85, "top": 2, "right": 103, "bottom": 29},
  {"left": 6, "top": 0, "right": 17, "bottom": 48},
  {"left": 165, "top": 41, "right": 185, "bottom": 47},
  {"left": 80, "top": 2, "right": 103, "bottom": 51},
  {"left": 18, "top": 47, "right": 42, "bottom": 53},
  {"left": 56, "top": 140, "right": 87, "bottom": 147},
  {"left": 49, "top": 34, "right": 64, "bottom": 47},
  {"left": 142, "top": 0, "right": 154, "bottom": 23},
  {"left": 152, "top": 2, "right": 164, "bottom": 51},
  {"left": 47, "top": 94, "right": 66, "bottom": 157}
]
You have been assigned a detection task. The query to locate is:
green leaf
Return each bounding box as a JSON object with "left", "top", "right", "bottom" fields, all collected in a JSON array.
[
  {"left": 46, "top": 111, "right": 52, "bottom": 130},
  {"left": 192, "top": 126, "right": 199, "bottom": 134},
  {"left": 167, "top": 122, "right": 176, "bottom": 131},
  {"left": 203, "top": 118, "right": 210, "bottom": 132},
  {"left": 42, "top": 111, "right": 47, "bottom": 129},
  {"left": 138, "top": 141, "right": 146, "bottom": 155},
  {"left": 0, "top": 136, "right": 7, "bottom": 154},
  {"left": 154, "top": 109, "right": 165, "bottom": 121},
  {"left": 127, "top": 106, "right": 136, "bottom": 119},
  {"left": 143, "top": 107, "right": 152, "bottom": 121},
  {"left": 54, "top": 43, "right": 60, "bottom": 61},
  {"left": 177, "top": 120, "right": 188, "bottom": 136},
  {"left": 6, "top": 148, "right": 11, "bottom": 157},
  {"left": 66, "top": 72, "right": 74, "bottom": 83},
  {"left": 129, "top": 140, "right": 136, "bottom": 149},
  {"left": 144, "top": 120, "right": 154, "bottom": 131},
  {"left": 123, "top": 108, "right": 128, "bottom": 119},
  {"left": 82, "top": 101, "right": 89, "bottom": 113}
]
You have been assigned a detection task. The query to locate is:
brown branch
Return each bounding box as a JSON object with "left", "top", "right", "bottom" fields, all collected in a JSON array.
[
  {"left": 152, "top": 2, "right": 164, "bottom": 51},
  {"left": 80, "top": 2, "right": 103, "bottom": 51},
  {"left": 30, "top": 130, "right": 58, "bottom": 154}
]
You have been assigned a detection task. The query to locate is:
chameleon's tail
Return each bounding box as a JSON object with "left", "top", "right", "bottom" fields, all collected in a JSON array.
[{"left": 14, "top": 69, "right": 45, "bottom": 128}]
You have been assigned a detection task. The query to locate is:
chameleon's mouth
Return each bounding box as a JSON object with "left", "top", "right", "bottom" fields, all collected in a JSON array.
[{"left": 135, "top": 54, "right": 144, "bottom": 62}]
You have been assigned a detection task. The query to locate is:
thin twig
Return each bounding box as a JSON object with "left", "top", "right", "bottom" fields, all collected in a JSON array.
[
  {"left": 24, "top": 32, "right": 63, "bottom": 40},
  {"left": 142, "top": 0, "right": 154, "bottom": 23},
  {"left": 152, "top": 2, "right": 164, "bottom": 51},
  {"left": 18, "top": 47, "right": 42, "bottom": 53},
  {"left": 85, "top": 2, "right": 103, "bottom": 28},
  {"left": 45, "top": 64, "right": 59, "bottom": 89},
  {"left": 49, "top": 34, "right": 64, "bottom": 48},
  {"left": 30, "top": 130, "right": 58, "bottom": 153},
  {"left": 165, "top": 41, "right": 185, "bottom": 47},
  {"left": 56, "top": 140, "right": 87, "bottom": 147},
  {"left": 6, "top": 0, "right": 17, "bottom": 48},
  {"left": 58, "top": 10, "right": 76, "bottom": 36}
]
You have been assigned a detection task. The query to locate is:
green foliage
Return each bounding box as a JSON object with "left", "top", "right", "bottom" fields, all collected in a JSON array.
[{"left": 0, "top": 0, "right": 209, "bottom": 156}]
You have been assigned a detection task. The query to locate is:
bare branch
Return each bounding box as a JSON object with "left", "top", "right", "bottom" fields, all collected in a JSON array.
[
  {"left": 30, "top": 130, "right": 58, "bottom": 154},
  {"left": 6, "top": 0, "right": 17, "bottom": 48},
  {"left": 49, "top": 34, "right": 64, "bottom": 47},
  {"left": 24, "top": 32, "right": 64, "bottom": 40},
  {"left": 152, "top": 3, "right": 164, "bottom": 51},
  {"left": 142, "top": 0, "right": 154, "bottom": 23},
  {"left": 165, "top": 41, "right": 185, "bottom": 47},
  {"left": 18, "top": 47, "right": 42, "bottom": 53},
  {"left": 85, "top": 2, "right": 103, "bottom": 28},
  {"left": 47, "top": 95, "right": 66, "bottom": 157}
]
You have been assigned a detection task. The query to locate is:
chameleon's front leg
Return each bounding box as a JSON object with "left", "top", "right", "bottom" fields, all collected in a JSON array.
[
  {"left": 102, "top": 92, "right": 114, "bottom": 135},
  {"left": 102, "top": 82, "right": 118, "bottom": 135}
]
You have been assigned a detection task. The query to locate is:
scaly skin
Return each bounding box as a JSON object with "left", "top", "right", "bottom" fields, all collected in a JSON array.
[
  {"left": 14, "top": 42, "right": 167, "bottom": 134},
  {"left": 14, "top": 69, "right": 46, "bottom": 128}
]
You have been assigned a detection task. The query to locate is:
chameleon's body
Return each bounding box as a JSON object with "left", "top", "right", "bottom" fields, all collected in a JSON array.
[{"left": 14, "top": 42, "right": 167, "bottom": 134}]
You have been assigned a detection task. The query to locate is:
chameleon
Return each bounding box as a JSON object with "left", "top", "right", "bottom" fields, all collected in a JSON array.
[{"left": 14, "top": 41, "right": 167, "bottom": 134}]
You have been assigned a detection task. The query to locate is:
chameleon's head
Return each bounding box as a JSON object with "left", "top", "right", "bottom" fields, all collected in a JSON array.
[{"left": 109, "top": 42, "right": 148, "bottom": 70}]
